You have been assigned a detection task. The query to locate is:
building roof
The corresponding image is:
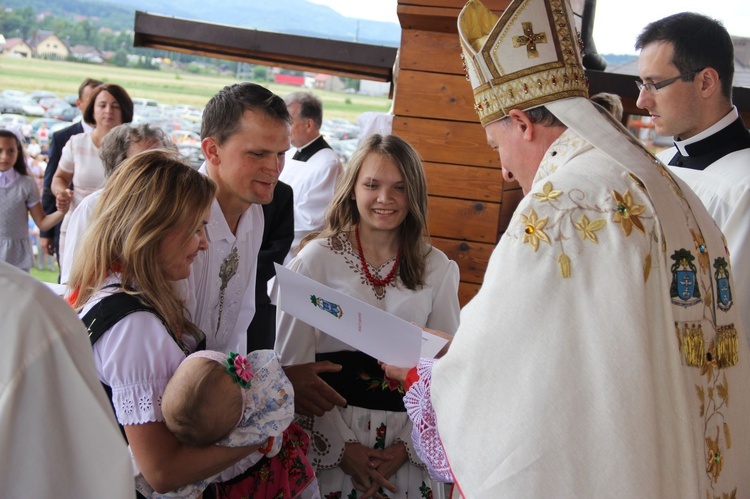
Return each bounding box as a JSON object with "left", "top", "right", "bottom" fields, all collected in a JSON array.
[
  {"left": 28, "top": 30, "right": 56, "bottom": 48},
  {"left": 70, "top": 44, "right": 102, "bottom": 56},
  {"left": 4, "top": 38, "right": 31, "bottom": 50}
]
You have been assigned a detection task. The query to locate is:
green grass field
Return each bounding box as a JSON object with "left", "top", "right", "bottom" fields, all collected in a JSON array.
[
  {"left": 0, "top": 55, "right": 390, "bottom": 122},
  {"left": 7, "top": 55, "right": 390, "bottom": 287},
  {"left": 30, "top": 266, "right": 59, "bottom": 284}
]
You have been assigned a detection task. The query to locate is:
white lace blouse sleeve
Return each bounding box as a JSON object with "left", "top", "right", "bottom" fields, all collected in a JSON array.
[
  {"left": 405, "top": 357, "right": 454, "bottom": 482},
  {"left": 92, "top": 311, "right": 186, "bottom": 426}
]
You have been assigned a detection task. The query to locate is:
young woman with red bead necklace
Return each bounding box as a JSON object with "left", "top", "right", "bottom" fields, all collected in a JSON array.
[{"left": 276, "top": 134, "right": 460, "bottom": 499}]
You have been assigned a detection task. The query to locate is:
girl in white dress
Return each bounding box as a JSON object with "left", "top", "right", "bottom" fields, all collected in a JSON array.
[
  {"left": 276, "top": 134, "right": 460, "bottom": 499},
  {"left": 0, "top": 129, "right": 67, "bottom": 271}
]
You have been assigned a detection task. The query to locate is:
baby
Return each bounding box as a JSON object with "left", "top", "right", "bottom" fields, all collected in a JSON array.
[{"left": 134, "top": 349, "right": 295, "bottom": 499}]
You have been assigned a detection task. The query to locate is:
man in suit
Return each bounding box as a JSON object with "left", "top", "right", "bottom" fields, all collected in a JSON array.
[{"left": 39, "top": 78, "right": 102, "bottom": 267}]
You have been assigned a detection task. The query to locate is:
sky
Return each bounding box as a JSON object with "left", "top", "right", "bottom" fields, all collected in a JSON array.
[{"left": 309, "top": 0, "right": 750, "bottom": 55}]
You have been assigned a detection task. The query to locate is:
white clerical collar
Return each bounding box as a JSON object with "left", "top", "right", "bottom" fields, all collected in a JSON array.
[
  {"left": 674, "top": 106, "right": 738, "bottom": 156},
  {"left": 296, "top": 135, "right": 322, "bottom": 151},
  {"left": 0, "top": 168, "right": 19, "bottom": 188}
]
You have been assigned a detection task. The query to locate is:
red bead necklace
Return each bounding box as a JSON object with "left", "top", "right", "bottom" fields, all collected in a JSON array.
[{"left": 355, "top": 226, "right": 401, "bottom": 288}]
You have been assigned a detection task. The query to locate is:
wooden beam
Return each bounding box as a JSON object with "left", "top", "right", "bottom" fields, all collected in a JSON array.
[
  {"left": 133, "top": 11, "right": 397, "bottom": 81},
  {"left": 397, "top": 0, "right": 511, "bottom": 34}
]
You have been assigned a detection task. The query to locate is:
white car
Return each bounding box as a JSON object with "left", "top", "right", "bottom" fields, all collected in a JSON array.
[
  {"left": 19, "top": 98, "right": 45, "bottom": 117},
  {"left": 1, "top": 89, "right": 27, "bottom": 100},
  {"left": 0, "top": 114, "right": 27, "bottom": 128}
]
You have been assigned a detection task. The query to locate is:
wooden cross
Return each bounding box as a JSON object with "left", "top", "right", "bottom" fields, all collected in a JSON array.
[{"left": 513, "top": 22, "right": 547, "bottom": 58}]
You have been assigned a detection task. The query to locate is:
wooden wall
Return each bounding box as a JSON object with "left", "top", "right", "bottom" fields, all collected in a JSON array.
[{"left": 395, "top": 0, "right": 513, "bottom": 305}]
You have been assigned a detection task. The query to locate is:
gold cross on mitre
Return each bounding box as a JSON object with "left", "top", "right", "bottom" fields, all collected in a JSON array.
[{"left": 513, "top": 22, "right": 547, "bottom": 58}]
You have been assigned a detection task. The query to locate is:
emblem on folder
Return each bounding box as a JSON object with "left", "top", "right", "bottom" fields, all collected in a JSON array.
[{"left": 310, "top": 295, "right": 343, "bottom": 318}]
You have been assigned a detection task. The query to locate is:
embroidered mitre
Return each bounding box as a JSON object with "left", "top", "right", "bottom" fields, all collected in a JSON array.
[{"left": 458, "top": 0, "right": 589, "bottom": 126}]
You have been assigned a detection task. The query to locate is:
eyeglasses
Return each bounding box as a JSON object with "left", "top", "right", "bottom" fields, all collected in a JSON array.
[{"left": 635, "top": 68, "right": 704, "bottom": 94}]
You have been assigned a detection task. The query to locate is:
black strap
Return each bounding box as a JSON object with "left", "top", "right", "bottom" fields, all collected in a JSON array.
[
  {"left": 82, "top": 291, "right": 205, "bottom": 498},
  {"left": 83, "top": 292, "right": 166, "bottom": 345}
]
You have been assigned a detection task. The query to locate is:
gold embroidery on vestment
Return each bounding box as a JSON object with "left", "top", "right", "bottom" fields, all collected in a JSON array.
[
  {"left": 521, "top": 209, "right": 550, "bottom": 251},
  {"left": 532, "top": 181, "right": 562, "bottom": 202},
  {"left": 558, "top": 253, "right": 571, "bottom": 278},
  {"left": 716, "top": 325, "right": 739, "bottom": 368},
  {"left": 574, "top": 214, "right": 606, "bottom": 243},
  {"left": 612, "top": 189, "right": 646, "bottom": 236},
  {"left": 681, "top": 323, "right": 706, "bottom": 367},
  {"left": 692, "top": 229, "right": 710, "bottom": 273}
]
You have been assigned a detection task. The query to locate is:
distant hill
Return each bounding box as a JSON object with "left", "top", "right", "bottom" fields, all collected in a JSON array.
[
  {"left": 110, "top": 0, "right": 401, "bottom": 46},
  {"left": 3, "top": 0, "right": 401, "bottom": 47},
  {"left": 4, "top": 0, "right": 634, "bottom": 61}
]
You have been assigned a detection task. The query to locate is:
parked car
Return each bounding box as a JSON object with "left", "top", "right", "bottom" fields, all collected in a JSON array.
[
  {"left": 0, "top": 114, "right": 28, "bottom": 128},
  {"left": 1, "top": 89, "right": 27, "bottom": 100},
  {"left": 177, "top": 144, "right": 204, "bottom": 169},
  {"left": 170, "top": 129, "right": 201, "bottom": 146},
  {"left": 19, "top": 98, "right": 45, "bottom": 117},
  {"left": 45, "top": 105, "right": 81, "bottom": 122},
  {"left": 30, "top": 90, "right": 58, "bottom": 103},
  {"left": 132, "top": 97, "right": 160, "bottom": 110},
  {"left": 321, "top": 118, "right": 360, "bottom": 140},
  {"left": 38, "top": 96, "right": 70, "bottom": 111},
  {"left": 0, "top": 97, "right": 25, "bottom": 115},
  {"left": 30, "top": 118, "right": 65, "bottom": 134},
  {"left": 329, "top": 138, "right": 359, "bottom": 163}
]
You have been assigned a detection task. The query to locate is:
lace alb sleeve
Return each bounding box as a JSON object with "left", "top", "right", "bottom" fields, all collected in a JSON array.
[{"left": 403, "top": 358, "right": 453, "bottom": 482}]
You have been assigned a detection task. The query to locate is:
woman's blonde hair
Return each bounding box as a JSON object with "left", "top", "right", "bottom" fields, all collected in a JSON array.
[
  {"left": 313, "top": 134, "right": 430, "bottom": 290},
  {"left": 68, "top": 149, "right": 216, "bottom": 339}
]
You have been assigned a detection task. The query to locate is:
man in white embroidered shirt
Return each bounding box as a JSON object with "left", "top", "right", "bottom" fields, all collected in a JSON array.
[
  {"left": 183, "top": 83, "right": 346, "bottom": 418},
  {"left": 182, "top": 83, "right": 289, "bottom": 355}
]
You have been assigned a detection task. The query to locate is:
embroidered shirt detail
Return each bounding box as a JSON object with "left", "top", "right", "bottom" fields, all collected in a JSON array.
[{"left": 325, "top": 232, "right": 398, "bottom": 300}]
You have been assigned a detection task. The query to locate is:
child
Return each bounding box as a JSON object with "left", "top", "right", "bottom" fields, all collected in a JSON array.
[
  {"left": 134, "top": 349, "right": 318, "bottom": 499},
  {"left": 0, "top": 129, "right": 67, "bottom": 272}
]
